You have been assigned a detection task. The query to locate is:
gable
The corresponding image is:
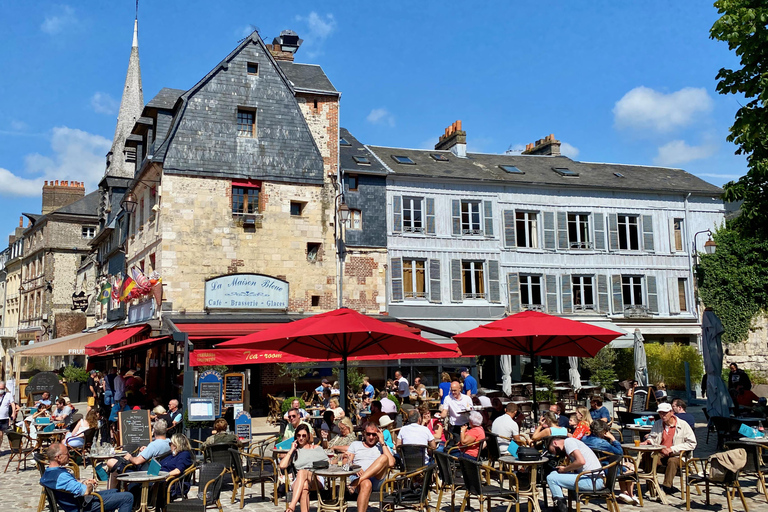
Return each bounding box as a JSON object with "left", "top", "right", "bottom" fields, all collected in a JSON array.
[{"left": 162, "top": 38, "right": 325, "bottom": 185}]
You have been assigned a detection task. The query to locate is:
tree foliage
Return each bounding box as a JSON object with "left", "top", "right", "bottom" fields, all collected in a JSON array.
[
  {"left": 645, "top": 343, "right": 704, "bottom": 390},
  {"left": 582, "top": 347, "right": 618, "bottom": 391},
  {"left": 710, "top": 1, "right": 768, "bottom": 237},
  {"left": 698, "top": 228, "right": 768, "bottom": 344}
]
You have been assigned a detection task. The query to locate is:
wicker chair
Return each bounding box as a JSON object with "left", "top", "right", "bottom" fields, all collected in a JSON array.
[
  {"left": 457, "top": 456, "right": 519, "bottom": 512},
  {"left": 398, "top": 444, "right": 428, "bottom": 473},
  {"left": 165, "top": 462, "right": 226, "bottom": 512},
  {"left": 4, "top": 431, "right": 35, "bottom": 473},
  {"left": 567, "top": 453, "right": 622, "bottom": 512},
  {"left": 435, "top": 451, "right": 465, "bottom": 512},
  {"left": 65, "top": 427, "right": 98, "bottom": 465},
  {"left": 42, "top": 485, "right": 105, "bottom": 512},
  {"left": 229, "top": 447, "right": 277, "bottom": 508},
  {"left": 725, "top": 441, "right": 768, "bottom": 502},
  {"left": 379, "top": 464, "right": 436, "bottom": 512},
  {"left": 685, "top": 450, "right": 749, "bottom": 512}
]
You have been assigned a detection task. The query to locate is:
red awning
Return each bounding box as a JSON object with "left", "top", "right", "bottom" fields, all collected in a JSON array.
[
  {"left": 84, "top": 325, "right": 148, "bottom": 355},
  {"left": 89, "top": 336, "right": 170, "bottom": 358},
  {"left": 178, "top": 323, "right": 280, "bottom": 337}
]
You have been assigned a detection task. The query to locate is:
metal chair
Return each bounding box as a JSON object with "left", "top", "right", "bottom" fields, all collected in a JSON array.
[
  {"left": 711, "top": 416, "right": 742, "bottom": 450},
  {"left": 434, "top": 451, "right": 464, "bottom": 512},
  {"left": 4, "top": 431, "right": 35, "bottom": 473},
  {"left": 204, "top": 442, "right": 237, "bottom": 473},
  {"left": 458, "top": 456, "right": 520, "bottom": 512},
  {"left": 485, "top": 433, "right": 502, "bottom": 469},
  {"left": 162, "top": 462, "right": 198, "bottom": 508},
  {"left": 42, "top": 485, "right": 105, "bottom": 512},
  {"left": 685, "top": 449, "right": 749, "bottom": 512},
  {"left": 165, "top": 462, "right": 226, "bottom": 512},
  {"left": 65, "top": 427, "right": 98, "bottom": 465},
  {"left": 398, "top": 444, "right": 428, "bottom": 473},
  {"left": 229, "top": 447, "right": 277, "bottom": 508},
  {"left": 379, "top": 464, "right": 436, "bottom": 512},
  {"left": 725, "top": 441, "right": 768, "bottom": 501},
  {"left": 568, "top": 453, "right": 621, "bottom": 512}
]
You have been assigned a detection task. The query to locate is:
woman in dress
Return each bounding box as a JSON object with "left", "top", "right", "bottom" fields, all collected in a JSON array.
[
  {"left": 280, "top": 424, "right": 328, "bottom": 512},
  {"left": 65, "top": 409, "right": 98, "bottom": 448},
  {"left": 323, "top": 417, "right": 356, "bottom": 453},
  {"left": 328, "top": 397, "right": 345, "bottom": 419}
]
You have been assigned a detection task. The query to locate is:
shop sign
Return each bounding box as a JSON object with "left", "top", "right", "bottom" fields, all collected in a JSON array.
[
  {"left": 71, "top": 291, "right": 89, "bottom": 312},
  {"left": 128, "top": 299, "right": 155, "bottom": 324},
  {"left": 204, "top": 273, "right": 288, "bottom": 310}
]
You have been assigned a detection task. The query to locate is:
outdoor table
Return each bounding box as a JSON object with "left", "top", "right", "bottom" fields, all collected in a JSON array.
[
  {"left": 511, "top": 400, "right": 532, "bottom": 405},
  {"left": 739, "top": 436, "right": 768, "bottom": 444},
  {"left": 116, "top": 470, "right": 169, "bottom": 512},
  {"left": 624, "top": 424, "right": 653, "bottom": 442},
  {"left": 621, "top": 443, "right": 667, "bottom": 505},
  {"left": 87, "top": 451, "right": 127, "bottom": 481},
  {"left": 313, "top": 465, "right": 359, "bottom": 512},
  {"left": 499, "top": 455, "right": 549, "bottom": 512},
  {"left": 35, "top": 429, "right": 68, "bottom": 451},
  {"left": 736, "top": 417, "right": 765, "bottom": 427}
]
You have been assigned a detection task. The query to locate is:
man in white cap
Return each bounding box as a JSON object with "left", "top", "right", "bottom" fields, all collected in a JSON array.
[{"left": 641, "top": 402, "right": 697, "bottom": 495}]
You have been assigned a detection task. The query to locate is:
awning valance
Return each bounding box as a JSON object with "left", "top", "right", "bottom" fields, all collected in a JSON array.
[
  {"left": 10, "top": 331, "right": 107, "bottom": 357},
  {"left": 84, "top": 325, "right": 149, "bottom": 355},
  {"left": 89, "top": 336, "right": 170, "bottom": 358}
]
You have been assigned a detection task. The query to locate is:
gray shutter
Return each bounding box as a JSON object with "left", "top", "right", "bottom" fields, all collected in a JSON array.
[
  {"left": 425, "top": 198, "right": 436, "bottom": 235},
  {"left": 593, "top": 213, "right": 606, "bottom": 251},
  {"left": 543, "top": 212, "right": 556, "bottom": 250},
  {"left": 488, "top": 260, "right": 500, "bottom": 303},
  {"left": 611, "top": 274, "right": 623, "bottom": 314},
  {"left": 392, "top": 196, "right": 402, "bottom": 233},
  {"left": 557, "top": 211, "right": 568, "bottom": 250},
  {"left": 503, "top": 210, "right": 516, "bottom": 248},
  {"left": 597, "top": 275, "right": 610, "bottom": 313},
  {"left": 483, "top": 201, "right": 494, "bottom": 237},
  {"left": 428, "top": 259, "right": 441, "bottom": 303},
  {"left": 668, "top": 276, "right": 680, "bottom": 314},
  {"left": 546, "top": 275, "right": 559, "bottom": 313},
  {"left": 646, "top": 275, "right": 658, "bottom": 313},
  {"left": 507, "top": 273, "right": 520, "bottom": 313},
  {"left": 450, "top": 259, "right": 462, "bottom": 302},
  {"left": 668, "top": 218, "right": 677, "bottom": 253},
  {"left": 561, "top": 274, "right": 572, "bottom": 313},
  {"left": 608, "top": 214, "right": 619, "bottom": 251},
  {"left": 642, "top": 215, "right": 655, "bottom": 252},
  {"left": 390, "top": 257, "right": 403, "bottom": 302},
  {"left": 451, "top": 200, "right": 461, "bottom": 236}
]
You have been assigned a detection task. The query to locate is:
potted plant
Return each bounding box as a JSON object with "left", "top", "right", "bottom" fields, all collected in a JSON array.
[{"left": 63, "top": 366, "right": 89, "bottom": 402}]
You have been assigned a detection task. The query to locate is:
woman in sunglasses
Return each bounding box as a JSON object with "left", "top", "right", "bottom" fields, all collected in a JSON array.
[{"left": 280, "top": 423, "right": 327, "bottom": 512}]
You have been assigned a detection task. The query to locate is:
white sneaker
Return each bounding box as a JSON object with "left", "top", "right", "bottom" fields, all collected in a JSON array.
[
  {"left": 632, "top": 495, "right": 641, "bottom": 506},
  {"left": 618, "top": 493, "right": 633, "bottom": 504}
]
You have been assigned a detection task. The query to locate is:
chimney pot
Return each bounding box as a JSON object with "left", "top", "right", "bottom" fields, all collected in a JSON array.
[
  {"left": 549, "top": 133, "right": 555, "bottom": 141},
  {"left": 55, "top": 180, "right": 59, "bottom": 186},
  {"left": 19, "top": 216, "right": 23, "bottom": 228},
  {"left": 456, "top": 120, "right": 462, "bottom": 131}
]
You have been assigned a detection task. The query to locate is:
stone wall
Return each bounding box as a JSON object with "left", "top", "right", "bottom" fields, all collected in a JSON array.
[
  {"left": 342, "top": 249, "right": 388, "bottom": 312},
  {"left": 724, "top": 311, "right": 768, "bottom": 374}
]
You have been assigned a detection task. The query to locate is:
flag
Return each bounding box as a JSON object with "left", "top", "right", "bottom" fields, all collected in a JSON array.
[
  {"left": 131, "top": 266, "right": 151, "bottom": 289},
  {"left": 120, "top": 276, "right": 136, "bottom": 302},
  {"left": 98, "top": 281, "right": 111, "bottom": 304},
  {"left": 151, "top": 278, "right": 163, "bottom": 307}
]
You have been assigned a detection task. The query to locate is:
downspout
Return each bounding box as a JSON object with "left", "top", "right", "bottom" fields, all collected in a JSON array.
[{"left": 684, "top": 193, "right": 694, "bottom": 318}]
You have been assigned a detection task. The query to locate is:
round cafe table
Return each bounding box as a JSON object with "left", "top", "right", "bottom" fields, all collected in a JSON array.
[
  {"left": 87, "top": 451, "right": 127, "bottom": 481},
  {"left": 116, "top": 470, "right": 169, "bottom": 512},
  {"left": 739, "top": 436, "right": 768, "bottom": 444},
  {"left": 499, "top": 455, "right": 549, "bottom": 512},
  {"left": 313, "top": 465, "right": 358, "bottom": 512},
  {"left": 624, "top": 424, "right": 652, "bottom": 442},
  {"left": 621, "top": 443, "right": 668, "bottom": 505},
  {"left": 35, "top": 429, "right": 69, "bottom": 451}
]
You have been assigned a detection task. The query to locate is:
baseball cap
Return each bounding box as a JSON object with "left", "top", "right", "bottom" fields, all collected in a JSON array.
[
  {"left": 657, "top": 403, "right": 672, "bottom": 413},
  {"left": 379, "top": 415, "right": 394, "bottom": 427},
  {"left": 460, "top": 367, "right": 470, "bottom": 373},
  {"left": 321, "top": 379, "right": 329, "bottom": 384}
]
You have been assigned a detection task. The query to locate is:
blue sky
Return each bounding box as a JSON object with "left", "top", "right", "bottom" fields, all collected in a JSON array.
[{"left": 0, "top": 1, "right": 746, "bottom": 240}]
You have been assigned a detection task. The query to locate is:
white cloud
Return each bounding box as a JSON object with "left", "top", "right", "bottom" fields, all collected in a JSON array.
[
  {"left": 10, "top": 120, "right": 28, "bottom": 131},
  {"left": 613, "top": 86, "right": 713, "bottom": 133},
  {"left": 294, "top": 12, "right": 336, "bottom": 57},
  {"left": 560, "top": 142, "right": 580, "bottom": 159},
  {"left": 41, "top": 5, "right": 77, "bottom": 35},
  {"left": 697, "top": 173, "right": 743, "bottom": 180},
  {"left": 366, "top": 108, "right": 395, "bottom": 127},
  {"left": 90, "top": 92, "right": 119, "bottom": 115},
  {"left": 654, "top": 139, "right": 718, "bottom": 166},
  {"left": 0, "top": 126, "right": 110, "bottom": 197}
]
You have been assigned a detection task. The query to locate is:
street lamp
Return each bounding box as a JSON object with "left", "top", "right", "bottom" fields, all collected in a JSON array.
[
  {"left": 120, "top": 192, "right": 138, "bottom": 214},
  {"left": 691, "top": 229, "right": 717, "bottom": 322},
  {"left": 335, "top": 198, "right": 351, "bottom": 410}
]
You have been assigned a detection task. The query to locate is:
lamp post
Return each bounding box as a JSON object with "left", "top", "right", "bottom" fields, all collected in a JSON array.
[
  {"left": 691, "top": 229, "right": 717, "bottom": 322},
  {"left": 336, "top": 200, "right": 350, "bottom": 309}
]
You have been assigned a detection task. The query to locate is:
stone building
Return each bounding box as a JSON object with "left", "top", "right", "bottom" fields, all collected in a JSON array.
[{"left": 0, "top": 220, "right": 25, "bottom": 377}]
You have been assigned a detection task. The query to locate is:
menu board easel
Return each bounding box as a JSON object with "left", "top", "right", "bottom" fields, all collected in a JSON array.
[
  {"left": 224, "top": 372, "right": 245, "bottom": 404},
  {"left": 119, "top": 410, "right": 152, "bottom": 453}
]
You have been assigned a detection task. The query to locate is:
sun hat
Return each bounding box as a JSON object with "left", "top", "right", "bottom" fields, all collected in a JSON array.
[
  {"left": 379, "top": 415, "right": 394, "bottom": 427},
  {"left": 657, "top": 403, "right": 672, "bottom": 413}
]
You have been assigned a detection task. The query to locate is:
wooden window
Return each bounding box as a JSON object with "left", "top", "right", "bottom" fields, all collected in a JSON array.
[
  {"left": 621, "top": 275, "right": 644, "bottom": 307},
  {"left": 347, "top": 209, "right": 362, "bottom": 230},
  {"left": 402, "top": 197, "right": 423, "bottom": 232},
  {"left": 82, "top": 226, "right": 96, "bottom": 239},
  {"left": 678, "top": 278, "right": 688, "bottom": 312},
  {"left": 232, "top": 186, "right": 259, "bottom": 214},
  {"left": 461, "top": 261, "right": 485, "bottom": 299},
  {"left": 402, "top": 259, "right": 426, "bottom": 299},
  {"left": 237, "top": 108, "right": 256, "bottom": 137},
  {"left": 290, "top": 202, "right": 304, "bottom": 216},
  {"left": 673, "top": 218, "right": 684, "bottom": 252}
]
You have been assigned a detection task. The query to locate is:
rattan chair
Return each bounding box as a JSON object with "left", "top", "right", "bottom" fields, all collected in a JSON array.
[
  {"left": 379, "top": 464, "right": 436, "bottom": 512},
  {"left": 229, "top": 447, "right": 277, "bottom": 508},
  {"left": 458, "top": 456, "right": 520, "bottom": 512},
  {"left": 435, "top": 451, "right": 464, "bottom": 512},
  {"left": 685, "top": 450, "right": 749, "bottom": 512},
  {"left": 725, "top": 441, "right": 768, "bottom": 502},
  {"left": 567, "top": 453, "right": 622, "bottom": 512},
  {"left": 165, "top": 462, "right": 226, "bottom": 512},
  {"left": 398, "top": 444, "right": 428, "bottom": 473},
  {"left": 4, "top": 431, "right": 35, "bottom": 473},
  {"left": 42, "top": 485, "right": 105, "bottom": 512},
  {"left": 65, "top": 427, "right": 98, "bottom": 465}
]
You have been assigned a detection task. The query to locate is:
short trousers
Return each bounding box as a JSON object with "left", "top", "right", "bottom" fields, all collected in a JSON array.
[{"left": 0, "top": 418, "right": 10, "bottom": 431}]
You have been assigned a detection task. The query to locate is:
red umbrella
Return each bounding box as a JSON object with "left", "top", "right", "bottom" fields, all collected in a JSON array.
[
  {"left": 454, "top": 310, "right": 622, "bottom": 414},
  {"left": 218, "top": 308, "right": 457, "bottom": 409}
]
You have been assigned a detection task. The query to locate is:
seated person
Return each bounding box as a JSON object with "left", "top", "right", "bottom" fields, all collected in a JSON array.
[
  {"left": 736, "top": 387, "right": 760, "bottom": 408},
  {"left": 546, "top": 436, "right": 604, "bottom": 512},
  {"left": 345, "top": 422, "right": 396, "bottom": 512},
  {"left": 202, "top": 418, "right": 238, "bottom": 447},
  {"left": 167, "top": 400, "right": 183, "bottom": 429},
  {"left": 456, "top": 411, "right": 485, "bottom": 460},
  {"left": 421, "top": 408, "right": 446, "bottom": 452},
  {"left": 367, "top": 401, "right": 385, "bottom": 427},
  {"left": 283, "top": 399, "right": 308, "bottom": 420},
  {"left": 280, "top": 424, "right": 328, "bottom": 512},
  {"left": 328, "top": 397, "right": 345, "bottom": 420},
  {"left": 51, "top": 398, "right": 74, "bottom": 426},
  {"left": 40, "top": 442, "right": 133, "bottom": 512},
  {"left": 582, "top": 421, "right": 638, "bottom": 505},
  {"left": 355, "top": 396, "right": 372, "bottom": 423},
  {"left": 397, "top": 409, "right": 437, "bottom": 463},
  {"left": 331, "top": 381, "right": 341, "bottom": 396},
  {"left": 35, "top": 391, "right": 53, "bottom": 412},
  {"left": 106, "top": 419, "right": 172, "bottom": 487},
  {"left": 589, "top": 398, "right": 611, "bottom": 423},
  {"left": 569, "top": 407, "right": 591, "bottom": 440},
  {"left": 150, "top": 405, "right": 171, "bottom": 426},
  {"left": 378, "top": 415, "right": 396, "bottom": 450},
  {"left": 489, "top": 397, "right": 505, "bottom": 422},
  {"left": 131, "top": 433, "right": 194, "bottom": 507},
  {"left": 320, "top": 410, "right": 341, "bottom": 440},
  {"left": 551, "top": 404, "right": 570, "bottom": 429},
  {"left": 492, "top": 403, "right": 527, "bottom": 452},
  {"left": 531, "top": 411, "right": 568, "bottom": 442},
  {"left": 109, "top": 397, "right": 131, "bottom": 423},
  {"left": 671, "top": 399, "right": 696, "bottom": 428},
  {"left": 321, "top": 389, "right": 332, "bottom": 408},
  {"left": 323, "top": 417, "right": 356, "bottom": 453},
  {"left": 283, "top": 408, "right": 312, "bottom": 441},
  {"left": 65, "top": 409, "right": 99, "bottom": 449},
  {"left": 642, "top": 403, "right": 697, "bottom": 495},
  {"left": 753, "top": 397, "right": 768, "bottom": 418}
]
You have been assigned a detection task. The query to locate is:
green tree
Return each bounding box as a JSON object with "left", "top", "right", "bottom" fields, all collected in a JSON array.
[
  {"left": 582, "top": 347, "right": 618, "bottom": 391},
  {"left": 710, "top": 1, "right": 768, "bottom": 237},
  {"left": 277, "top": 363, "right": 315, "bottom": 397}
]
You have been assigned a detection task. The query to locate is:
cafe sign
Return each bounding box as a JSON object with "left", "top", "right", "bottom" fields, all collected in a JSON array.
[{"left": 204, "top": 273, "right": 288, "bottom": 310}]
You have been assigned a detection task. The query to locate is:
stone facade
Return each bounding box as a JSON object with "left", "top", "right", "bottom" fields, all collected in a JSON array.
[{"left": 724, "top": 312, "right": 768, "bottom": 375}]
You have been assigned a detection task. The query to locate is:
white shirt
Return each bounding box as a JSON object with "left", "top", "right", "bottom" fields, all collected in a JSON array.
[
  {"left": 397, "top": 377, "right": 409, "bottom": 398},
  {"left": 491, "top": 413, "right": 520, "bottom": 451},
  {"left": 348, "top": 441, "right": 385, "bottom": 471},
  {"left": 0, "top": 391, "right": 14, "bottom": 420},
  {"left": 380, "top": 397, "right": 397, "bottom": 414},
  {"left": 564, "top": 438, "right": 602, "bottom": 473},
  {"left": 442, "top": 393, "right": 473, "bottom": 426},
  {"left": 397, "top": 423, "right": 434, "bottom": 447}
]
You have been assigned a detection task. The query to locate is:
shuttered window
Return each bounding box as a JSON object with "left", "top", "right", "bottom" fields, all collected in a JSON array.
[
  {"left": 519, "top": 275, "right": 544, "bottom": 310},
  {"left": 618, "top": 215, "right": 641, "bottom": 250},
  {"left": 461, "top": 261, "right": 486, "bottom": 299},
  {"left": 567, "top": 213, "right": 592, "bottom": 249},
  {"left": 461, "top": 201, "right": 483, "bottom": 234},
  {"left": 572, "top": 275, "right": 596, "bottom": 311},
  {"left": 516, "top": 211, "right": 538, "bottom": 248},
  {"left": 621, "top": 275, "right": 644, "bottom": 307},
  {"left": 402, "top": 259, "right": 427, "bottom": 299},
  {"left": 403, "top": 197, "right": 423, "bottom": 232}
]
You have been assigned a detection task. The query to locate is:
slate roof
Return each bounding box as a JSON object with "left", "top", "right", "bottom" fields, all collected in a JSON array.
[
  {"left": 366, "top": 146, "right": 723, "bottom": 196},
  {"left": 277, "top": 61, "right": 338, "bottom": 94},
  {"left": 53, "top": 191, "right": 100, "bottom": 217},
  {"left": 340, "top": 128, "right": 388, "bottom": 176},
  {"left": 146, "top": 88, "right": 185, "bottom": 110}
]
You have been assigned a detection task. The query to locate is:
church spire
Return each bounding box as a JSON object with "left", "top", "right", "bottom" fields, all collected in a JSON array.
[{"left": 104, "top": 9, "right": 144, "bottom": 179}]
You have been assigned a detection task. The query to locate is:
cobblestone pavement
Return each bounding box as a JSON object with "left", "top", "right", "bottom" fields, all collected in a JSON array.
[{"left": 2, "top": 403, "right": 766, "bottom": 512}]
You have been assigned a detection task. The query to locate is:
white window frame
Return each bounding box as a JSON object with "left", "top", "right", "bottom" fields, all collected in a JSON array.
[
  {"left": 402, "top": 259, "right": 427, "bottom": 299},
  {"left": 516, "top": 211, "right": 539, "bottom": 248},
  {"left": 82, "top": 226, "right": 96, "bottom": 239},
  {"left": 461, "top": 260, "right": 486, "bottom": 299},
  {"left": 568, "top": 213, "right": 592, "bottom": 249},
  {"left": 618, "top": 215, "right": 641, "bottom": 251},
  {"left": 402, "top": 197, "right": 424, "bottom": 233},
  {"left": 347, "top": 209, "right": 362, "bottom": 230},
  {"left": 520, "top": 274, "right": 544, "bottom": 310},
  {"left": 621, "top": 275, "right": 645, "bottom": 308},
  {"left": 673, "top": 218, "right": 684, "bottom": 252},
  {"left": 572, "top": 275, "right": 596, "bottom": 311},
  {"left": 461, "top": 200, "right": 483, "bottom": 235}
]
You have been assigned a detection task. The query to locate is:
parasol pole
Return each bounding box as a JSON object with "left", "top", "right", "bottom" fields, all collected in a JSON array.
[
  {"left": 531, "top": 348, "right": 539, "bottom": 422},
  {"left": 340, "top": 355, "right": 348, "bottom": 413}
]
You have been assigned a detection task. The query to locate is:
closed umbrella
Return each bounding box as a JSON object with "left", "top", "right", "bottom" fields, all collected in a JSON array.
[
  {"left": 500, "top": 355, "right": 513, "bottom": 396},
  {"left": 702, "top": 310, "right": 733, "bottom": 417},
  {"left": 568, "top": 356, "right": 582, "bottom": 393},
  {"left": 218, "top": 308, "right": 457, "bottom": 410},
  {"left": 633, "top": 329, "right": 649, "bottom": 386}
]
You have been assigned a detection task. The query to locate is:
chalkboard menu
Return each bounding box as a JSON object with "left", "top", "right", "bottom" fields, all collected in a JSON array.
[
  {"left": 26, "top": 372, "right": 65, "bottom": 400},
  {"left": 224, "top": 373, "right": 244, "bottom": 404},
  {"left": 630, "top": 387, "right": 650, "bottom": 413},
  {"left": 119, "top": 410, "right": 152, "bottom": 453},
  {"left": 198, "top": 370, "right": 223, "bottom": 417},
  {"left": 234, "top": 411, "right": 251, "bottom": 443}
]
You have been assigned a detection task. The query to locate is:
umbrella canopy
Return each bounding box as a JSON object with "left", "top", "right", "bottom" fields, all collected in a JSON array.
[
  {"left": 454, "top": 310, "right": 622, "bottom": 416},
  {"left": 633, "top": 329, "right": 649, "bottom": 386},
  {"left": 568, "top": 356, "right": 582, "bottom": 393},
  {"left": 702, "top": 310, "right": 733, "bottom": 417},
  {"left": 218, "top": 308, "right": 457, "bottom": 409},
  {"left": 500, "top": 355, "right": 513, "bottom": 396}
]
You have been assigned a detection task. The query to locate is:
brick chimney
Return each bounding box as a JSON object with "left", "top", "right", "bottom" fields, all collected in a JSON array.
[
  {"left": 42, "top": 180, "right": 86, "bottom": 215},
  {"left": 434, "top": 120, "right": 467, "bottom": 158},
  {"left": 266, "top": 30, "right": 303, "bottom": 62},
  {"left": 522, "top": 134, "right": 561, "bottom": 156}
]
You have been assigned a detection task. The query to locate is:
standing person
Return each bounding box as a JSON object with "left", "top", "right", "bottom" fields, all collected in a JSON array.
[
  {"left": 0, "top": 381, "right": 18, "bottom": 448},
  {"left": 642, "top": 402, "right": 697, "bottom": 495},
  {"left": 345, "top": 422, "right": 396, "bottom": 512},
  {"left": 438, "top": 372, "right": 451, "bottom": 405},
  {"left": 40, "top": 443, "right": 134, "bottom": 512},
  {"left": 728, "top": 363, "right": 752, "bottom": 392},
  {"left": 546, "top": 436, "right": 604, "bottom": 512},
  {"left": 104, "top": 367, "right": 117, "bottom": 406},
  {"left": 671, "top": 399, "right": 696, "bottom": 428},
  {"left": 113, "top": 367, "right": 126, "bottom": 402},
  {"left": 441, "top": 380, "right": 473, "bottom": 449},
  {"left": 86, "top": 370, "right": 99, "bottom": 410},
  {"left": 167, "top": 399, "right": 182, "bottom": 429},
  {"left": 492, "top": 403, "right": 527, "bottom": 452},
  {"left": 362, "top": 376, "right": 375, "bottom": 400},
  {"left": 460, "top": 368, "right": 477, "bottom": 397},
  {"left": 280, "top": 424, "right": 327, "bottom": 512},
  {"left": 394, "top": 371, "right": 409, "bottom": 402}
]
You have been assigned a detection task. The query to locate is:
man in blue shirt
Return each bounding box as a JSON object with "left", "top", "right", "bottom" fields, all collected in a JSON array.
[
  {"left": 40, "top": 442, "right": 133, "bottom": 512},
  {"left": 35, "top": 391, "right": 53, "bottom": 411},
  {"left": 671, "top": 399, "right": 696, "bottom": 428},
  {"left": 461, "top": 368, "right": 477, "bottom": 397},
  {"left": 362, "top": 375, "right": 375, "bottom": 400},
  {"left": 589, "top": 398, "right": 611, "bottom": 422},
  {"left": 106, "top": 419, "right": 171, "bottom": 487}
]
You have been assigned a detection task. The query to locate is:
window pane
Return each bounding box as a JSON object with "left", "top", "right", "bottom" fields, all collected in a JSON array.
[
  {"left": 678, "top": 278, "right": 687, "bottom": 311},
  {"left": 403, "top": 261, "right": 413, "bottom": 296},
  {"left": 415, "top": 261, "right": 425, "bottom": 295}
]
